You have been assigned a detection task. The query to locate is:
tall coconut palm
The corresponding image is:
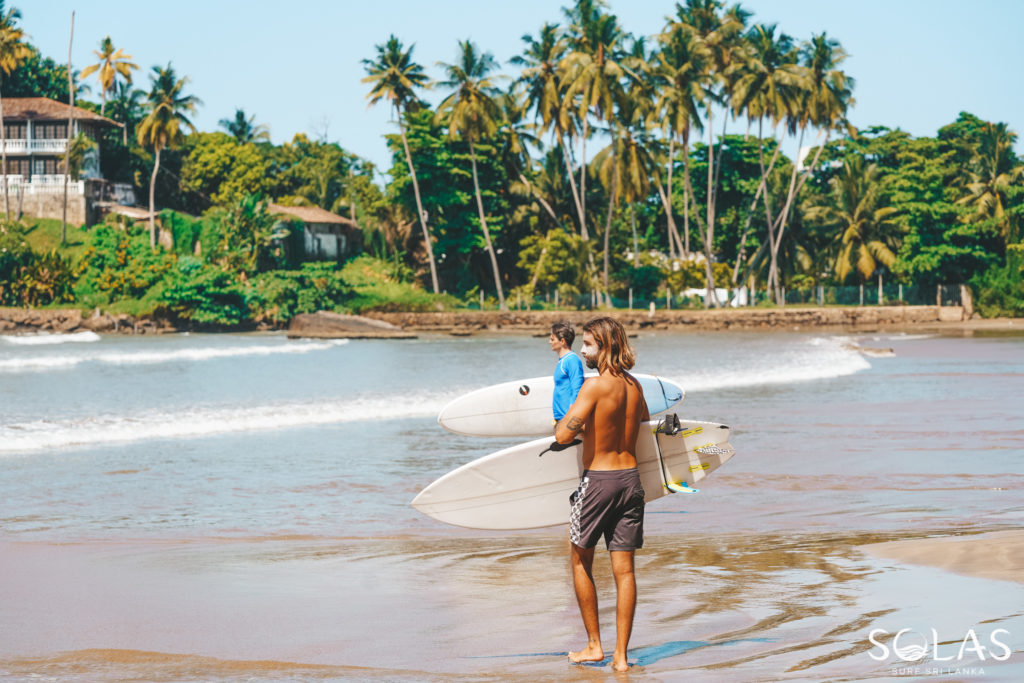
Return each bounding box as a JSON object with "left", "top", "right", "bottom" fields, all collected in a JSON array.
[
  {"left": 730, "top": 23, "right": 806, "bottom": 298},
  {"left": 107, "top": 80, "right": 145, "bottom": 145},
  {"left": 496, "top": 89, "right": 560, "bottom": 227},
  {"left": 560, "top": 0, "right": 628, "bottom": 242},
  {"left": 512, "top": 23, "right": 586, "bottom": 234},
  {"left": 653, "top": 21, "right": 710, "bottom": 259},
  {"left": 79, "top": 36, "right": 137, "bottom": 117},
  {"left": 362, "top": 36, "right": 440, "bottom": 293},
  {"left": 805, "top": 157, "right": 900, "bottom": 283},
  {"left": 0, "top": 1, "right": 30, "bottom": 219},
  {"left": 593, "top": 90, "right": 656, "bottom": 290},
  {"left": 435, "top": 40, "right": 508, "bottom": 310},
  {"left": 218, "top": 108, "right": 270, "bottom": 143},
  {"left": 956, "top": 122, "right": 1023, "bottom": 241},
  {"left": 136, "top": 64, "right": 200, "bottom": 248},
  {"left": 769, "top": 32, "right": 852, "bottom": 300},
  {"left": 670, "top": 0, "right": 749, "bottom": 306}
]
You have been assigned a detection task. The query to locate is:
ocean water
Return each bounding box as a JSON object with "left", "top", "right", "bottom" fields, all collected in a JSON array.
[{"left": 1, "top": 327, "right": 1022, "bottom": 680}]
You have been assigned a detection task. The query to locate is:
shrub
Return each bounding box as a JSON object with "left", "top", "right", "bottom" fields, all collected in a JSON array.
[
  {"left": 248, "top": 262, "right": 351, "bottom": 324},
  {"left": 159, "top": 257, "right": 250, "bottom": 326}
]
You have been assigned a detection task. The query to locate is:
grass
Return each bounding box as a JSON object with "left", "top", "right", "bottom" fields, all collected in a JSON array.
[{"left": 18, "top": 217, "right": 93, "bottom": 264}]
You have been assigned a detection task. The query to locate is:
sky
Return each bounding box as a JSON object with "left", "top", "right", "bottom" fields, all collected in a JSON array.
[{"left": 24, "top": 0, "right": 1024, "bottom": 174}]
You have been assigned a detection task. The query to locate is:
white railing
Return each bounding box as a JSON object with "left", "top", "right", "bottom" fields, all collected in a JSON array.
[
  {"left": 1, "top": 176, "right": 84, "bottom": 195},
  {"left": 0, "top": 139, "right": 68, "bottom": 153}
]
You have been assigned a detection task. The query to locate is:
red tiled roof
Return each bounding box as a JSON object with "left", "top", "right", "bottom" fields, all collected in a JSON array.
[
  {"left": 2, "top": 97, "right": 119, "bottom": 126},
  {"left": 269, "top": 203, "right": 357, "bottom": 227}
]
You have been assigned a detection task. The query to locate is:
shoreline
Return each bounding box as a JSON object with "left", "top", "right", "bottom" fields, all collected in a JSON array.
[
  {"left": 2, "top": 304, "right": 1021, "bottom": 337},
  {"left": 864, "top": 530, "right": 1024, "bottom": 585}
]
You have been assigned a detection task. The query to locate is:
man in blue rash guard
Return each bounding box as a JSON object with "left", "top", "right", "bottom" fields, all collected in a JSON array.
[{"left": 549, "top": 321, "right": 585, "bottom": 426}]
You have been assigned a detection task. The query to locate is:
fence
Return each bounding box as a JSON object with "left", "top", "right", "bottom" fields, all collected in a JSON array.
[{"left": 467, "top": 284, "right": 964, "bottom": 311}]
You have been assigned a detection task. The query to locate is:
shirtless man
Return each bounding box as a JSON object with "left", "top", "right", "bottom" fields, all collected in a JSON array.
[{"left": 555, "top": 316, "right": 649, "bottom": 673}]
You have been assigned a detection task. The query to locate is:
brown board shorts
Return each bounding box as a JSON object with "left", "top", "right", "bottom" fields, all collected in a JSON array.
[{"left": 569, "top": 468, "right": 645, "bottom": 551}]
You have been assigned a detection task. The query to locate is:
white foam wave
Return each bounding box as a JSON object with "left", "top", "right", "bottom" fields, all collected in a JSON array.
[
  {"left": 669, "top": 336, "right": 871, "bottom": 392},
  {"left": 1, "top": 331, "right": 101, "bottom": 345},
  {"left": 0, "top": 390, "right": 452, "bottom": 454},
  {"left": 0, "top": 339, "right": 349, "bottom": 373}
]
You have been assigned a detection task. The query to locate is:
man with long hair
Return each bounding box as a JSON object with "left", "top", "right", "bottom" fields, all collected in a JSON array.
[{"left": 555, "top": 316, "right": 649, "bottom": 672}]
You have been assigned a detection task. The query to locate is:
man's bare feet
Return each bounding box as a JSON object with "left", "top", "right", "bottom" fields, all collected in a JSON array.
[
  {"left": 611, "top": 655, "right": 631, "bottom": 672},
  {"left": 568, "top": 643, "right": 604, "bottom": 664}
]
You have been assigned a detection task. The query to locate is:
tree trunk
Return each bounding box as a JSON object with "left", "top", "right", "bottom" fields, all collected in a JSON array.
[
  {"left": 704, "top": 105, "right": 719, "bottom": 307},
  {"left": 1, "top": 85, "right": 7, "bottom": 221},
  {"left": 399, "top": 120, "right": 439, "bottom": 293},
  {"left": 518, "top": 171, "right": 559, "bottom": 225},
  {"left": 579, "top": 115, "right": 588, "bottom": 240},
  {"left": 681, "top": 146, "right": 716, "bottom": 309},
  {"left": 665, "top": 136, "right": 677, "bottom": 259},
  {"left": 559, "top": 130, "right": 587, "bottom": 239},
  {"left": 149, "top": 144, "right": 160, "bottom": 248},
  {"left": 735, "top": 124, "right": 782, "bottom": 286},
  {"left": 682, "top": 130, "right": 691, "bottom": 257},
  {"left": 630, "top": 204, "right": 639, "bottom": 266},
  {"left": 529, "top": 241, "right": 548, "bottom": 290},
  {"left": 602, "top": 145, "right": 617, "bottom": 294},
  {"left": 61, "top": 11, "right": 75, "bottom": 244},
  {"left": 469, "top": 140, "right": 506, "bottom": 311},
  {"left": 769, "top": 128, "right": 831, "bottom": 301}
]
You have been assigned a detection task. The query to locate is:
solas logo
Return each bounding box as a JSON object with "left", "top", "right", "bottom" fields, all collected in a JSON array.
[{"left": 868, "top": 627, "right": 1012, "bottom": 663}]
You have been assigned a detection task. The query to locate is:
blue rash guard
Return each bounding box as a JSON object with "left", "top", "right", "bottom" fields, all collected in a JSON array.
[{"left": 553, "top": 351, "right": 585, "bottom": 421}]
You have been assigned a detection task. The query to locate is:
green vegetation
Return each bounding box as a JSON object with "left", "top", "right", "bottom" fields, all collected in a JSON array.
[{"left": 0, "top": 0, "right": 1021, "bottom": 325}]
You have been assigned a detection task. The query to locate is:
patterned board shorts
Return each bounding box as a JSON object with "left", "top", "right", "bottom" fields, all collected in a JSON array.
[{"left": 569, "top": 468, "right": 645, "bottom": 551}]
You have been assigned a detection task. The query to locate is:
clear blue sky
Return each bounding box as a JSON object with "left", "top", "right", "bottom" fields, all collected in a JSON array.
[{"left": 24, "top": 0, "right": 1024, "bottom": 172}]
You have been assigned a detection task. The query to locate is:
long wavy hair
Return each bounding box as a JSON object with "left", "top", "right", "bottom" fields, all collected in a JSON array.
[{"left": 582, "top": 316, "right": 635, "bottom": 375}]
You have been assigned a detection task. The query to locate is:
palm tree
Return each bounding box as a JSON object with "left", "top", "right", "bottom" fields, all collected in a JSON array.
[
  {"left": 956, "top": 122, "right": 1023, "bottom": 241},
  {"left": 730, "top": 22, "right": 805, "bottom": 299},
  {"left": 79, "top": 36, "right": 137, "bottom": 117},
  {"left": 136, "top": 63, "right": 200, "bottom": 248},
  {"left": 653, "top": 21, "right": 710, "bottom": 259},
  {"left": 669, "top": 0, "right": 749, "bottom": 306},
  {"left": 512, "top": 23, "right": 587, "bottom": 237},
  {"left": 496, "top": 89, "right": 560, "bottom": 227},
  {"left": 218, "top": 108, "right": 270, "bottom": 143},
  {"left": 362, "top": 36, "right": 440, "bottom": 293},
  {"left": 769, "top": 33, "right": 852, "bottom": 300},
  {"left": 107, "top": 80, "right": 145, "bottom": 145},
  {"left": 805, "top": 157, "right": 901, "bottom": 283},
  {"left": 0, "top": 1, "right": 30, "bottom": 219},
  {"left": 436, "top": 40, "right": 508, "bottom": 310},
  {"left": 560, "top": 1, "right": 629, "bottom": 242}
]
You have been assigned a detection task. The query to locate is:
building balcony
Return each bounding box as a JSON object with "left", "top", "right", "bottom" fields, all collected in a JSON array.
[
  {"left": 1, "top": 139, "right": 68, "bottom": 154},
  {"left": 2, "top": 175, "right": 84, "bottom": 195}
]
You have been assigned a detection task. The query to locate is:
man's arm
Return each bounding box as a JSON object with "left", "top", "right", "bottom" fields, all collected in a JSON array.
[{"left": 555, "top": 379, "right": 596, "bottom": 444}]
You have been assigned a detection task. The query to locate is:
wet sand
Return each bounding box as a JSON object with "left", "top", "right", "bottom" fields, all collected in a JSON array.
[
  {"left": 865, "top": 530, "right": 1024, "bottom": 585},
  {"left": 3, "top": 529, "right": 1023, "bottom": 681}
]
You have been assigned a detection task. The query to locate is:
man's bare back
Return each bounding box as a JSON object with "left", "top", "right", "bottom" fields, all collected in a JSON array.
[
  {"left": 555, "top": 372, "right": 649, "bottom": 470},
  {"left": 552, "top": 317, "right": 648, "bottom": 672}
]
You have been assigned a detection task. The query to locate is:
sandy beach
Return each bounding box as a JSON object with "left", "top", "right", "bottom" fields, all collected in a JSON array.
[
  {"left": 866, "top": 530, "right": 1024, "bottom": 585},
  {"left": 2, "top": 327, "right": 1022, "bottom": 680}
]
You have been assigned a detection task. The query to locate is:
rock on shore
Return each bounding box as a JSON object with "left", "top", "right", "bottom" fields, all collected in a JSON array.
[{"left": 286, "top": 311, "right": 416, "bottom": 339}]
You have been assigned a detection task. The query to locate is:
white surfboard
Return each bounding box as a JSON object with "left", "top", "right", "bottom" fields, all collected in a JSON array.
[
  {"left": 411, "top": 418, "right": 733, "bottom": 530},
  {"left": 437, "top": 373, "right": 684, "bottom": 437}
]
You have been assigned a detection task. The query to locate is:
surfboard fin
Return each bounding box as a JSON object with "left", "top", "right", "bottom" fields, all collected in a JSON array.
[
  {"left": 665, "top": 481, "right": 699, "bottom": 494},
  {"left": 538, "top": 439, "right": 582, "bottom": 457}
]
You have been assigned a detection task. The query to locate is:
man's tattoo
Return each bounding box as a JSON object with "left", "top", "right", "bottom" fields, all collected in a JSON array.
[{"left": 566, "top": 416, "right": 584, "bottom": 432}]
